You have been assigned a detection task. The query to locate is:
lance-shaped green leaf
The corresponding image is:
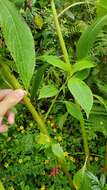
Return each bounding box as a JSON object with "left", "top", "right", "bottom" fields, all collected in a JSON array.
[
  {"left": 73, "top": 58, "right": 95, "bottom": 73},
  {"left": 96, "top": 0, "right": 107, "bottom": 17},
  {"left": 65, "top": 101, "right": 82, "bottom": 121},
  {"left": 39, "top": 84, "right": 58, "bottom": 99},
  {"left": 73, "top": 163, "right": 91, "bottom": 190},
  {"left": 68, "top": 77, "right": 93, "bottom": 118},
  {"left": 38, "top": 55, "right": 71, "bottom": 72},
  {"left": 77, "top": 15, "right": 107, "bottom": 60},
  {"left": 0, "top": 0, "right": 35, "bottom": 89}
]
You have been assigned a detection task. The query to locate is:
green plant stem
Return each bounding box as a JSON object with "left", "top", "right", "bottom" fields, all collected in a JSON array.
[
  {"left": 58, "top": 1, "right": 89, "bottom": 18},
  {"left": 80, "top": 117, "right": 90, "bottom": 165},
  {"left": 61, "top": 163, "right": 75, "bottom": 190},
  {"left": 0, "top": 62, "right": 74, "bottom": 189},
  {"left": 51, "top": 0, "right": 72, "bottom": 73},
  {"left": 0, "top": 62, "right": 48, "bottom": 135},
  {"left": 51, "top": 0, "right": 90, "bottom": 167},
  {"left": 45, "top": 81, "right": 67, "bottom": 120}
]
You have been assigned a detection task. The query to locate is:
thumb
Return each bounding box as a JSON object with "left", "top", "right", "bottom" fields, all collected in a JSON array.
[{"left": 0, "top": 89, "right": 26, "bottom": 116}]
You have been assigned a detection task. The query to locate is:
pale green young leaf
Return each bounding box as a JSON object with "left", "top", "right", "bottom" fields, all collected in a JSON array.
[
  {"left": 52, "top": 143, "right": 64, "bottom": 160},
  {"left": 73, "top": 58, "right": 95, "bottom": 73},
  {"left": 37, "top": 133, "right": 51, "bottom": 145},
  {"left": 77, "top": 15, "right": 107, "bottom": 60},
  {"left": 73, "top": 168, "right": 91, "bottom": 190},
  {"left": 96, "top": 0, "right": 107, "bottom": 17},
  {"left": 65, "top": 101, "right": 82, "bottom": 121},
  {"left": 0, "top": 0, "right": 35, "bottom": 89},
  {"left": 0, "top": 181, "right": 5, "bottom": 190},
  {"left": 38, "top": 55, "right": 71, "bottom": 72},
  {"left": 39, "top": 84, "right": 58, "bottom": 99},
  {"left": 68, "top": 77, "right": 93, "bottom": 118}
]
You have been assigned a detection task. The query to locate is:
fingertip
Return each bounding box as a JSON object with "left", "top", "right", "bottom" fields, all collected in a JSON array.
[
  {"left": 14, "top": 89, "right": 27, "bottom": 102},
  {"left": 8, "top": 112, "right": 15, "bottom": 124}
]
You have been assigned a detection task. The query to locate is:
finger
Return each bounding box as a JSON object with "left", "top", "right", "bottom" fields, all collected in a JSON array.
[
  {"left": 0, "top": 89, "right": 13, "bottom": 101},
  {"left": 0, "top": 117, "right": 3, "bottom": 124},
  {"left": 8, "top": 112, "right": 15, "bottom": 124},
  {"left": 0, "top": 124, "right": 8, "bottom": 133},
  {"left": 0, "top": 89, "right": 26, "bottom": 117}
]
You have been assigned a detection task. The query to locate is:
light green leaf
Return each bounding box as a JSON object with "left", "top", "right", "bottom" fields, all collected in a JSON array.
[
  {"left": 96, "top": 0, "right": 107, "bottom": 17},
  {"left": 0, "top": 181, "right": 5, "bottom": 190},
  {"left": 10, "top": 0, "right": 25, "bottom": 8},
  {"left": 0, "top": 0, "right": 35, "bottom": 89},
  {"left": 73, "top": 59, "right": 95, "bottom": 73},
  {"left": 39, "top": 84, "right": 58, "bottom": 99},
  {"left": 37, "top": 133, "right": 51, "bottom": 145},
  {"left": 52, "top": 143, "right": 64, "bottom": 160},
  {"left": 73, "top": 167, "right": 91, "bottom": 190},
  {"left": 75, "top": 69, "right": 90, "bottom": 80},
  {"left": 77, "top": 15, "right": 107, "bottom": 60},
  {"left": 65, "top": 101, "right": 82, "bottom": 121},
  {"left": 38, "top": 55, "right": 71, "bottom": 72},
  {"left": 68, "top": 77, "right": 93, "bottom": 117}
]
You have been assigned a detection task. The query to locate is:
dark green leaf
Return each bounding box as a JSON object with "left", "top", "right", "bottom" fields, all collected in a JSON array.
[
  {"left": 65, "top": 101, "right": 82, "bottom": 121},
  {"left": 77, "top": 15, "right": 107, "bottom": 60},
  {"left": 31, "top": 64, "right": 48, "bottom": 99},
  {"left": 0, "top": 0, "right": 35, "bottom": 89}
]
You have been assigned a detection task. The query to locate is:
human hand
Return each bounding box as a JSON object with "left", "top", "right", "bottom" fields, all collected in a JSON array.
[{"left": 0, "top": 89, "right": 26, "bottom": 133}]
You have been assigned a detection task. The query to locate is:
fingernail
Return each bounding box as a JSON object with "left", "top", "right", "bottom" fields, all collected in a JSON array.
[{"left": 15, "top": 89, "right": 27, "bottom": 100}]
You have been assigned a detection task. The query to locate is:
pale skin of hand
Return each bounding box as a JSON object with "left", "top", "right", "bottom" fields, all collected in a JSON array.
[{"left": 0, "top": 89, "right": 26, "bottom": 133}]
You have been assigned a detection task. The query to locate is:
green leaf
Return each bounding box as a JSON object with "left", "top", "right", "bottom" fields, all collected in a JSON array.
[
  {"left": 31, "top": 64, "right": 48, "bottom": 99},
  {"left": 65, "top": 101, "right": 82, "bottom": 121},
  {"left": 37, "top": 133, "right": 51, "bottom": 145},
  {"left": 77, "top": 15, "right": 107, "bottom": 60},
  {"left": 73, "top": 58, "right": 95, "bottom": 73},
  {"left": 0, "top": 181, "right": 5, "bottom": 190},
  {"left": 39, "top": 84, "right": 58, "bottom": 99},
  {"left": 68, "top": 77, "right": 93, "bottom": 117},
  {"left": 52, "top": 143, "right": 64, "bottom": 160},
  {"left": 75, "top": 69, "right": 90, "bottom": 80},
  {"left": 96, "top": 0, "right": 107, "bottom": 17},
  {"left": 0, "top": 0, "right": 35, "bottom": 89},
  {"left": 73, "top": 160, "right": 91, "bottom": 190},
  {"left": 38, "top": 55, "right": 71, "bottom": 72},
  {"left": 9, "top": 0, "right": 25, "bottom": 8},
  {"left": 93, "top": 94, "right": 107, "bottom": 111}
]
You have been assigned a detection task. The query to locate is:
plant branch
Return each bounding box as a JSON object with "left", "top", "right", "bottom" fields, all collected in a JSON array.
[
  {"left": 80, "top": 117, "right": 90, "bottom": 165},
  {"left": 58, "top": 1, "right": 89, "bottom": 18},
  {"left": 51, "top": 0, "right": 72, "bottom": 73}
]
